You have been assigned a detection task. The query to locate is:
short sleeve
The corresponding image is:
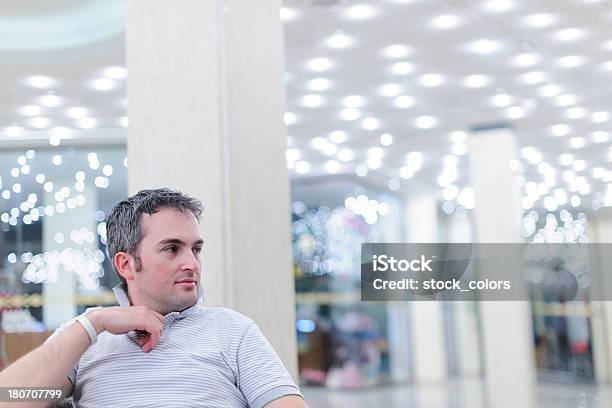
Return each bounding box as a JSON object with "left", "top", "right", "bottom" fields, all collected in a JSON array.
[{"left": 236, "top": 323, "right": 303, "bottom": 408}]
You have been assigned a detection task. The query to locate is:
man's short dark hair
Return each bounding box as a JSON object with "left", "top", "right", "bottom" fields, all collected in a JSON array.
[{"left": 105, "top": 188, "right": 203, "bottom": 286}]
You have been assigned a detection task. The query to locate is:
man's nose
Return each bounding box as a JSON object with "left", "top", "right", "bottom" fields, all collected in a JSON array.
[{"left": 181, "top": 250, "right": 200, "bottom": 271}]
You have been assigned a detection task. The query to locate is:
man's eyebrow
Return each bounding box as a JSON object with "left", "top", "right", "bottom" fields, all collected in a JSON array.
[{"left": 157, "top": 238, "right": 204, "bottom": 246}]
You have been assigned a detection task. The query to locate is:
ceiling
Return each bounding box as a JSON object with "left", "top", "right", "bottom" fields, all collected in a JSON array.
[{"left": 1, "top": 0, "right": 612, "bottom": 215}]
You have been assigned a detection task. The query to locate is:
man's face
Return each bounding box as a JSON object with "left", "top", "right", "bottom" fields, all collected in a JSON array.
[{"left": 129, "top": 207, "right": 203, "bottom": 314}]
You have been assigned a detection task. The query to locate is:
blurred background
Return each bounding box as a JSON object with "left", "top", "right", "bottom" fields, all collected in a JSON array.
[{"left": 2, "top": 0, "right": 612, "bottom": 407}]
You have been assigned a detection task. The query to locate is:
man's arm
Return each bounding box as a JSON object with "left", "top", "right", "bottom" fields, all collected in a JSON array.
[
  {"left": 266, "top": 395, "right": 308, "bottom": 407},
  {"left": 0, "top": 306, "right": 165, "bottom": 408}
]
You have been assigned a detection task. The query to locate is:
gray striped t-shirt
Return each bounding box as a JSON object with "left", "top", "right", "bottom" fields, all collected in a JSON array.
[{"left": 49, "top": 287, "right": 302, "bottom": 408}]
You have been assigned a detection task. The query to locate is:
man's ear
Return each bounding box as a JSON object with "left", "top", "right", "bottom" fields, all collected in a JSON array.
[{"left": 115, "top": 252, "right": 136, "bottom": 282}]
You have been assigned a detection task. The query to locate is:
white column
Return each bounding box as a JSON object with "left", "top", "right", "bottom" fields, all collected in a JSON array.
[
  {"left": 468, "top": 127, "right": 535, "bottom": 408},
  {"left": 445, "top": 215, "right": 481, "bottom": 378},
  {"left": 405, "top": 194, "right": 448, "bottom": 383},
  {"left": 43, "top": 185, "right": 97, "bottom": 329},
  {"left": 126, "top": 0, "right": 298, "bottom": 377},
  {"left": 381, "top": 195, "right": 411, "bottom": 383},
  {"left": 590, "top": 210, "right": 612, "bottom": 384}
]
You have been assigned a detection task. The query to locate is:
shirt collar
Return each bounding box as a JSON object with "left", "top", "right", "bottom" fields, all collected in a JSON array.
[{"left": 112, "top": 283, "right": 203, "bottom": 317}]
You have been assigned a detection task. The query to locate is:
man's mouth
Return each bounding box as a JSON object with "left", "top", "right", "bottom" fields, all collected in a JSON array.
[{"left": 175, "top": 278, "right": 197, "bottom": 288}]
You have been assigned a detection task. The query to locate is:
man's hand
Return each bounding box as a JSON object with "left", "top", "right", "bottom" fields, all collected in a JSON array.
[{"left": 87, "top": 306, "right": 165, "bottom": 352}]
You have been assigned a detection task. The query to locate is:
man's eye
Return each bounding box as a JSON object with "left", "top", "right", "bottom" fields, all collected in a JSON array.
[
  {"left": 193, "top": 247, "right": 202, "bottom": 255},
  {"left": 163, "top": 246, "right": 177, "bottom": 253}
]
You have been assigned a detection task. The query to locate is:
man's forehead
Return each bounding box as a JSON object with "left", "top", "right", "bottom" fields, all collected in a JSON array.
[{"left": 140, "top": 208, "right": 201, "bottom": 239}]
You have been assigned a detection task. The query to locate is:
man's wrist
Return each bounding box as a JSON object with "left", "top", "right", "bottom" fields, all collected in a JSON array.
[{"left": 86, "top": 309, "right": 106, "bottom": 335}]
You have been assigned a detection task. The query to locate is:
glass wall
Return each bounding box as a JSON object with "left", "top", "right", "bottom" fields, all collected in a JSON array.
[{"left": 0, "top": 141, "right": 126, "bottom": 356}]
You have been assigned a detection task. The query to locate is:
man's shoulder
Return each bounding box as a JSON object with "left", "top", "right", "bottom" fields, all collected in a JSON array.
[{"left": 197, "top": 306, "right": 255, "bottom": 330}]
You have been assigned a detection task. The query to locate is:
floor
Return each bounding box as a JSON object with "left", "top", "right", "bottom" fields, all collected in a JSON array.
[{"left": 302, "top": 379, "right": 612, "bottom": 407}]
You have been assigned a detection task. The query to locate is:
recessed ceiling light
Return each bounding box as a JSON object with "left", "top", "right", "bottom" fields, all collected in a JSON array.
[
  {"left": 30, "top": 117, "right": 50, "bottom": 129},
  {"left": 324, "top": 160, "right": 340, "bottom": 174},
  {"left": 419, "top": 73, "right": 444, "bottom": 87},
  {"left": 556, "top": 55, "right": 586, "bottom": 68},
  {"left": 450, "top": 131, "right": 467, "bottom": 143},
  {"left": 344, "top": 4, "right": 378, "bottom": 19},
  {"left": 463, "top": 74, "right": 490, "bottom": 88},
  {"left": 400, "top": 166, "right": 414, "bottom": 179},
  {"left": 380, "top": 133, "right": 393, "bottom": 146},
  {"left": 570, "top": 137, "right": 585, "bottom": 149},
  {"left": 301, "top": 94, "right": 324, "bottom": 108},
  {"left": 491, "top": 93, "right": 513, "bottom": 107},
  {"left": 322, "top": 143, "right": 337, "bottom": 156},
  {"left": 67, "top": 106, "right": 88, "bottom": 119},
  {"left": 92, "top": 78, "right": 116, "bottom": 91},
  {"left": 337, "top": 148, "right": 354, "bottom": 162},
  {"left": 20, "top": 105, "right": 42, "bottom": 116},
  {"left": 551, "top": 124, "right": 571, "bottom": 136},
  {"left": 406, "top": 151, "right": 423, "bottom": 171},
  {"left": 506, "top": 106, "right": 525, "bottom": 119},
  {"left": 554, "top": 94, "right": 577, "bottom": 107},
  {"left": 367, "top": 157, "right": 382, "bottom": 170},
  {"left": 307, "top": 78, "right": 332, "bottom": 91},
  {"left": 565, "top": 107, "right": 587, "bottom": 120},
  {"left": 329, "top": 130, "right": 347, "bottom": 144},
  {"left": 325, "top": 31, "right": 353, "bottom": 49},
  {"left": 280, "top": 7, "right": 298, "bottom": 22},
  {"left": 311, "top": 137, "right": 327, "bottom": 150},
  {"left": 39, "top": 94, "right": 62, "bottom": 108},
  {"left": 559, "top": 153, "right": 573, "bottom": 166},
  {"left": 49, "top": 126, "right": 68, "bottom": 146},
  {"left": 355, "top": 165, "right": 368, "bottom": 177},
  {"left": 361, "top": 117, "right": 380, "bottom": 130},
  {"left": 593, "top": 167, "right": 605, "bottom": 178},
  {"left": 573, "top": 160, "right": 586, "bottom": 172},
  {"left": 482, "top": 0, "right": 515, "bottom": 12},
  {"left": 520, "top": 71, "right": 547, "bottom": 84},
  {"left": 120, "top": 117, "right": 129, "bottom": 127},
  {"left": 284, "top": 112, "right": 297, "bottom": 126},
  {"left": 538, "top": 84, "right": 563, "bottom": 97},
  {"left": 452, "top": 143, "right": 467, "bottom": 155},
  {"left": 467, "top": 39, "right": 501, "bottom": 54},
  {"left": 379, "top": 83, "right": 402, "bottom": 97},
  {"left": 391, "top": 62, "right": 415, "bottom": 75},
  {"left": 414, "top": 115, "right": 437, "bottom": 129},
  {"left": 591, "top": 111, "right": 610, "bottom": 123},
  {"left": 394, "top": 95, "right": 415, "bottom": 108},
  {"left": 294, "top": 161, "right": 311, "bottom": 174},
  {"left": 513, "top": 53, "right": 540, "bottom": 67},
  {"left": 342, "top": 95, "right": 366, "bottom": 108},
  {"left": 592, "top": 131, "right": 610, "bottom": 143},
  {"left": 340, "top": 108, "right": 361, "bottom": 121},
  {"left": 383, "top": 44, "right": 412, "bottom": 58},
  {"left": 5, "top": 125, "right": 23, "bottom": 137},
  {"left": 26, "top": 76, "right": 54, "bottom": 89},
  {"left": 103, "top": 66, "right": 127, "bottom": 80},
  {"left": 387, "top": 179, "right": 401, "bottom": 191},
  {"left": 77, "top": 117, "right": 97, "bottom": 129},
  {"left": 306, "top": 58, "right": 333, "bottom": 72},
  {"left": 430, "top": 14, "right": 460, "bottom": 30},
  {"left": 554, "top": 28, "right": 586, "bottom": 42},
  {"left": 523, "top": 13, "right": 558, "bottom": 28}
]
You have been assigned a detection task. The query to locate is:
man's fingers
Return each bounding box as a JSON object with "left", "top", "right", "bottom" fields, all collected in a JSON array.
[{"left": 147, "top": 321, "right": 161, "bottom": 350}]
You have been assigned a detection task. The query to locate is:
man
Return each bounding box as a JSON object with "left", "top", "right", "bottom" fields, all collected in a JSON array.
[{"left": 0, "top": 188, "right": 306, "bottom": 408}]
